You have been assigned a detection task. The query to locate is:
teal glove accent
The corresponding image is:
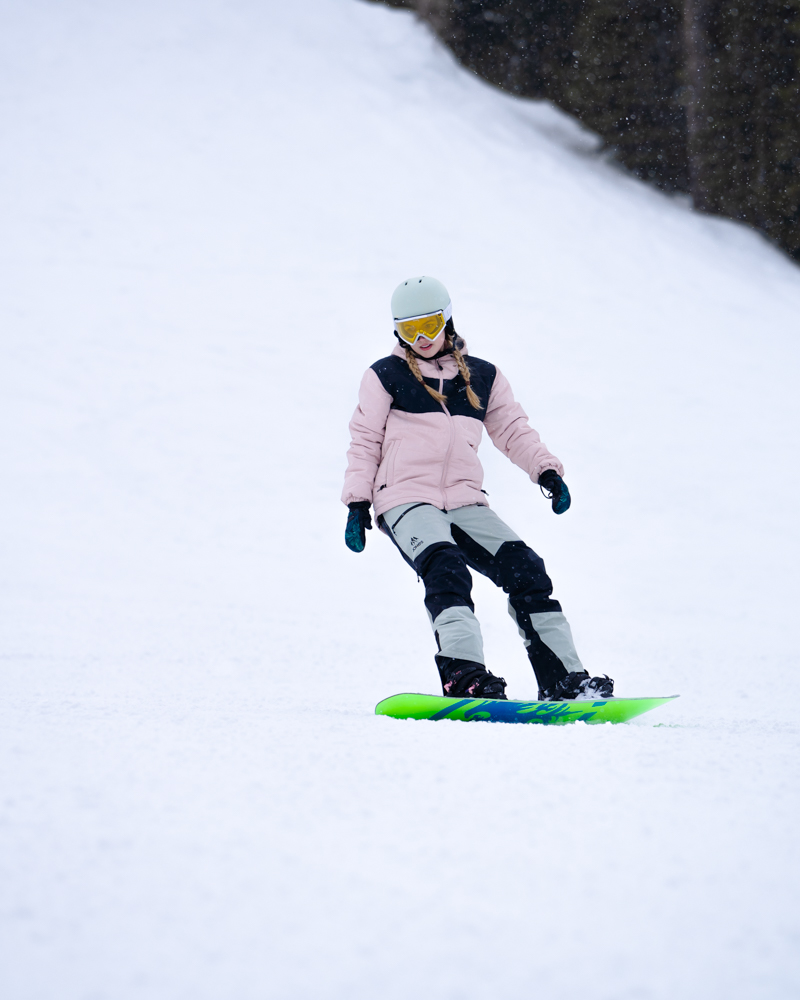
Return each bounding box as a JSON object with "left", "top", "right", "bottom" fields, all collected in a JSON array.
[
  {"left": 538, "top": 470, "right": 571, "bottom": 515},
  {"left": 345, "top": 502, "right": 372, "bottom": 552}
]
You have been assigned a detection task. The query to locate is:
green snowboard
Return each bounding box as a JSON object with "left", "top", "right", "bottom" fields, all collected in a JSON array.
[{"left": 375, "top": 692, "right": 678, "bottom": 725}]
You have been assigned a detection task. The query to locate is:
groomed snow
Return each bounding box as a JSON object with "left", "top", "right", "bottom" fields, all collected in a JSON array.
[{"left": 1, "top": 1, "right": 799, "bottom": 997}]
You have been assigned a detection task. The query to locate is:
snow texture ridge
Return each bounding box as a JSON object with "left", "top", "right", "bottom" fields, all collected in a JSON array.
[{"left": 1, "top": 0, "right": 799, "bottom": 997}]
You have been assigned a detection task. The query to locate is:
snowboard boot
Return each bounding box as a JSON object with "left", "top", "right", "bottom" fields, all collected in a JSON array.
[
  {"left": 538, "top": 670, "right": 614, "bottom": 701},
  {"left": 436, "top": 656, "right": 507, "bottom": 700}
]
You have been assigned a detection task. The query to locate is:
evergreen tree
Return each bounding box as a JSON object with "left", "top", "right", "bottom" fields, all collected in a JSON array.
[
  {"left": 419, "top": 1, "right": 582, "bottom": 101},
  {"left": 567, "top": 2, "right": 688, "bottom": 190},
  {"left": 684, "top": 1, "right": 800, "bottom": 254}
]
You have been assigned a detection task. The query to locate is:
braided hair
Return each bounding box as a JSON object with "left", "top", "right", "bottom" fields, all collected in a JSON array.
[
  {"left": 450, "top": 337, "right": 483, "bottom": 411},
  {"left": 404, "top": 347, "right": 447, "bottom": 406},
  {"left": 403, "top": 331, "right": 483, "bottom": 411}
]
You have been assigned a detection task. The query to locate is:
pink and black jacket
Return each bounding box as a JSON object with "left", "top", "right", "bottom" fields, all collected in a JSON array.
[{"left": 342, "top": 338, "right": 564, "bottom": 519}]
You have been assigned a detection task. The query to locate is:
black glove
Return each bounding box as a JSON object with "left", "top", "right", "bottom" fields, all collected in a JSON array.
[
  {"left": 538, "top": 469, "right": 571, "bottom": 515},
  {"left": 345, "top": 501, "right": 372, "bottom": 552}
]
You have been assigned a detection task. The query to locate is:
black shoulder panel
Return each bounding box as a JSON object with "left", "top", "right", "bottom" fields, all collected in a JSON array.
[
  {"left": 446, "top": 356, "right": 497, "bottom": 420},
  {"left": 371, "top": 356, "right": 446, "bottom": 415},
  {"left": 370, "top": 354, "right": 497, "bottom": 420}
]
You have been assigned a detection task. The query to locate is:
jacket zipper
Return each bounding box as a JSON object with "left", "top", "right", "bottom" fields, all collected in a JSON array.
[{"left": 436, "top": 359, "right": 455, "bottom": 510}]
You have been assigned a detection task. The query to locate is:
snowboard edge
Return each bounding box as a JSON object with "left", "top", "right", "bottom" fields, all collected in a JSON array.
[{"left": 375, "top": 693, "right": 679, "bottom": 725}]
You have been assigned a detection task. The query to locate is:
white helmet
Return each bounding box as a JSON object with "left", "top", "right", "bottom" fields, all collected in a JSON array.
[{"left": 391, "top": 276, "right": 452, "bottom": 322}]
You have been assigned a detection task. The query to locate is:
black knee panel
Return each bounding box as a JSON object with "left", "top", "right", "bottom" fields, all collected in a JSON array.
[
  {"left": 495, "top": 542, "right": 559, "bottom": 607},
  {"left": 416, "top": 542, "right": 474, "bottom": 621}
]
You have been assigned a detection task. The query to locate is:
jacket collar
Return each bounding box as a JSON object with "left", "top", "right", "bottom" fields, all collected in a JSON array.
[{"left": 390, "top": 336, "right": 469, "bottom": 378}]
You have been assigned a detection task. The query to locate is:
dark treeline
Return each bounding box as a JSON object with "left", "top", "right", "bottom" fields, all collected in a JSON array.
[{"left": 370, "top": 1, "right": 800, "bottom": 260}]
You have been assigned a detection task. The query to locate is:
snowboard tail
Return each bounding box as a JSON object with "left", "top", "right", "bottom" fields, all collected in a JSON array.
[{"left": 375, "top": 693, "right": 678, "bottom": 725}]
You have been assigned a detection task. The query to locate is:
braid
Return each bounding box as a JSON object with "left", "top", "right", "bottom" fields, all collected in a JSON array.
[
  {"left": 404, "top": 347, "right": 448, "bottom": 405},
  {"left": 450, "top": 339, "right": 483, "bottom": 410}
]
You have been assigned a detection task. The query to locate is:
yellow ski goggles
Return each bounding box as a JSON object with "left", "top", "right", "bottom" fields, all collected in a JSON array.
[{"left": 394, "top": 310, "right": 446, "bottom": 346}]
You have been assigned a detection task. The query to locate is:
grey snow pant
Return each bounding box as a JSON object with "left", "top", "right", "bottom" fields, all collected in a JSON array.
[{"left": 379, "top": 502, "right": 583, "bottom": 693}]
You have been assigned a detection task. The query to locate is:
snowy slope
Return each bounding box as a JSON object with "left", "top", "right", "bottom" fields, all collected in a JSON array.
[{"left": 1, "top": 0, "right": 799, "bottom": 997}]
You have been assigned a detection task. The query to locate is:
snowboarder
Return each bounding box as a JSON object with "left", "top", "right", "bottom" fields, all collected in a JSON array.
[{"left": 342, "top": 276, "right": 613, "bottom": 702}]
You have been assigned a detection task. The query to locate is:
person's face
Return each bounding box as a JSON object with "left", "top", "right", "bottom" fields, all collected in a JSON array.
[{"left": 410, "top": 330, "right": 445, "bottom": 358}]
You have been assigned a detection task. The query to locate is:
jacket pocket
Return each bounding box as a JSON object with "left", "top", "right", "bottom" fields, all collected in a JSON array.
[{"left": 376, "top": 439, "right": 400, "bottom": 490}]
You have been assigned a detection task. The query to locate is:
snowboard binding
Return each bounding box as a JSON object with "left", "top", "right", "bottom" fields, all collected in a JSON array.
[
  {"left": 436, "top": 657, "right": 508, "bottom": 700},
  {"left": 539, "top": 670, "right": 614, "bottom": 702}
]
